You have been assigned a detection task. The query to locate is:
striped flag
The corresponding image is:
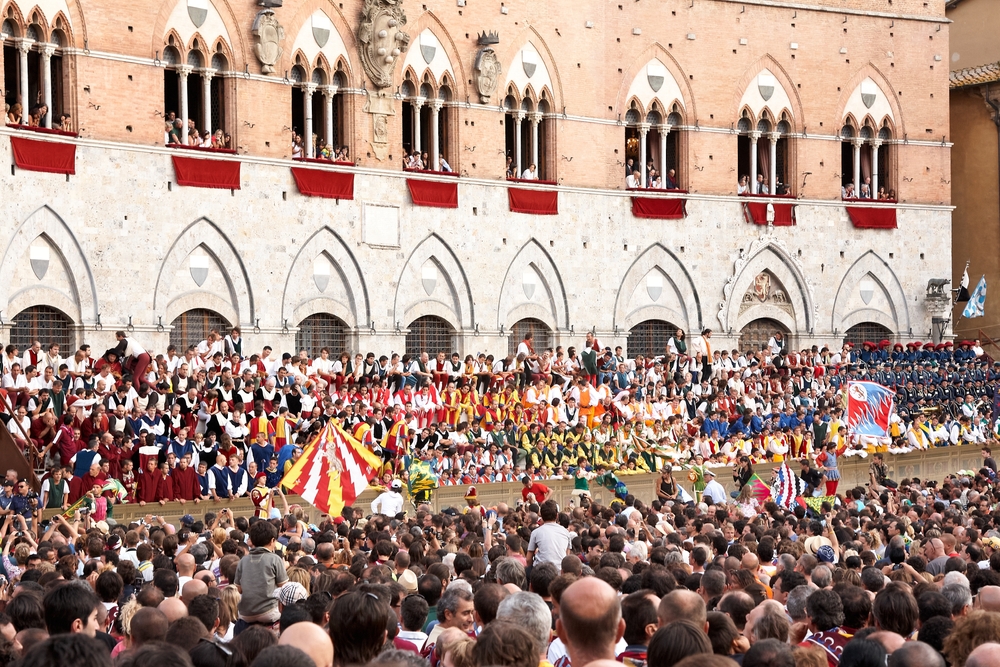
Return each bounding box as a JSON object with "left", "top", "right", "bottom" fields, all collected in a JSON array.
[
  {"left": 745, "top": 473, "right": 772, "bottom": 504},
  {"left": 770, "top": 462, "right": 806, "bottom": 510},
  {"left": 280, "top": 420, "right": 382, "bottom": 517}
]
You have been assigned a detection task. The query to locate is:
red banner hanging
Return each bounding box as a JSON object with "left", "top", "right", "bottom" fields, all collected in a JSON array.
[
  {"left": 846, "top": 206, "right": 897, "bottom": 229},
  {"left": 291, "top": 168, "right": 355, "bottom": 199},
  {"left": 10, "top": 136, "right": 76, "bottom": 175},
  {"left": 743, "top": 201, "right": 795, "bottom": 226},
  {"left": 508, "top": 188, "right": 558, "bottom": 215},
  {"left": 172, "top": 155, "right": 241, "bottom": 190},
  {"left": 631, "top": 197, "right": 686, "bottom": 219},
  {"left": 406, "top": 179, "right": 459, "bottom": 208}
]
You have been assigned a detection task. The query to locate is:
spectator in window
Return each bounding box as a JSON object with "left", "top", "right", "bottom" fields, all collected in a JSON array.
[
  {"left": 626, "top": 170, "right": 641, "bottom": 189},
  {"left": 860, "top": 177, "right": 872, "bottom": 198},
  {"left": 521, "top": 163, "right": 538, "bottom": 180},
  {"left": 291, "top": 134, "right": 303, "bottom": 159},
  {"left": 754, "top": 173, "right": 769, "bottom": 194},
  {"left": 737, "top": 175, "right": 749, "bottom": 194},
  {"left": 421, "top": 151, "right": 431, "bottom": 169},
  {"left": 842, "top": 183, "right": 855, "bottom": 199},
  {"left": 506, "top": 155, "right": 515, "bottom": 178},
  {"left": 167, "top": 119, "right": 183, "bottom": 145},
  {"left": 664, "top": 168, "right": 678, "bottom": 189},
  {"left": 887, "top": 188, "right": 896, "bottom": 199},
  {"left": 624, "top": 158, "right": 634, "bottom": 177},
  {"left": 440, "top": 156, "right": 453, "bottom": 172},
  {"left": 877, "top": 186, "right": 888, "bottom": 200}
]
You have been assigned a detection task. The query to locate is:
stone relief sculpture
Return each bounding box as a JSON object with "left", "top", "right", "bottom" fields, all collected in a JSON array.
[
  {"left": 358, "top": 0, "right": 409, "bottom": 159},
  {"left": 252, "top": 10, "right": 284, "bottom": 75},
  {"left": 474, "top": 31, "right": 502, "bottom": 104},
  {"left": 475, "top": 48, "right": 502, "bottom": 103}
]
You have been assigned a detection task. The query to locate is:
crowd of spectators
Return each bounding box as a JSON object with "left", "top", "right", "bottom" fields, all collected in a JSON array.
[
  {"left": 162, "top": 111, "right": 231, "bottom": 150},
  {"left": 0, "top": 327, "right": 998, "bottom": 523},
  {"left": 623, "top": 160, "right": 679, "bottom": 190},
  {"left": 2, "top": 451, "right": 1000, "bottom": 667},
  {"left": 5, "top": 103, "right": 72, "bottom": 132}
]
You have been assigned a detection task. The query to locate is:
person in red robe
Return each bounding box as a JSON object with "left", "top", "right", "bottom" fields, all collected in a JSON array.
[
  {"left": 135, "top": 458, "right": 160, "bottom": 506},
  {"left": 170, "top": 455, "right": 199, "bottom": 503},
  {"left": 154, "top": 462, "right": 174, "bottom": 504}
]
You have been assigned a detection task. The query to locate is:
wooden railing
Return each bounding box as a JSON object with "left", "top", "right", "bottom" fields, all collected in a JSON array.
[{"left": 34, "top": 443, "right": 986, "bottom": 524}]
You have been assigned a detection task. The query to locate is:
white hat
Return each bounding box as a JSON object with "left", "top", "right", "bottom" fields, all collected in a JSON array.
[{"left": 390, "top": 480, "right": 403, "bottom": 490}]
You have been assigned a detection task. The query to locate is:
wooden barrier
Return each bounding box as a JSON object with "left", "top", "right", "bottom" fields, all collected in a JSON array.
[
  {"left": 0, "top": 420, "right": 39, "bottom": 491},
  {"left": 38, "top": 444, "right": 987, "bottom": 525}
]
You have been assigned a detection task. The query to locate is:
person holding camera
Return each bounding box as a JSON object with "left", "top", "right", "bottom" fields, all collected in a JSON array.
[{"left": 6, "top": 479, "right": 37, "bottom": 533}]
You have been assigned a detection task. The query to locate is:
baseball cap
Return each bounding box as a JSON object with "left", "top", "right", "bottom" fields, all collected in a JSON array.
[
  {"left": 390, "top": 480, "right": 403, "bottom": 491},
  {"left": 271, "top": 582, "right": 309, "bottom": 606},
  {"left": 987, "top": 537, "right": 1000, "bottom": 550}
]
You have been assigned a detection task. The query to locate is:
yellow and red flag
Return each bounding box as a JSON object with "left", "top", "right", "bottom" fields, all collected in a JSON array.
[{"left": 280, "top": 420, "right": 382, "bottom": 517}]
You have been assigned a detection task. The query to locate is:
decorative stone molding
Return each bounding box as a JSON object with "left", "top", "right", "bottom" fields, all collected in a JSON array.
[
  {"left": 718, "top": 232, "right": 817, "bottom": 331},
  {"left": 252, "top": 9, "right": 284, "bottom": 75}
]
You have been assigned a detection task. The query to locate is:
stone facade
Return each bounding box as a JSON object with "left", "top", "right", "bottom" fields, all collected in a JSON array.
[
  {"left": 0, "top": 0, "right": 952, "bottom": 357},
  {"left": 0, "top": 138, "right": 949, "bottom": 357}
]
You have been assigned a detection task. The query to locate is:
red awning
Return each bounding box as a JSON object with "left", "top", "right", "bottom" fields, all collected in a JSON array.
[
  {"left": 508, "top": 187, "right": 558, "bottom": 215},
  {"left": 407, "top": 178, "right": 459, "bottom": 208},
  {"left": 743, "top": 201, "right": 795, "bottom": 226},
  {"left": 846, "top": 206, "right": 897, "bottom": 229},
  {"left": 172, "top": 155, "right": 241, "bottom": 189},
  {"left": 10, "top": 136, "right": 76, "bottom": 175},
  {"left": 291, "top": 167, "right": 355, "bottom": 199},
  {"left": 631, "top": 197, "right": 686, "bottom": 219}
]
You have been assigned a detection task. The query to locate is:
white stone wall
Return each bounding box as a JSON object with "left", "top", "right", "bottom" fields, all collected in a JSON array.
[{"left": 0, "top": 133, "right": 951, "bottom": 358}]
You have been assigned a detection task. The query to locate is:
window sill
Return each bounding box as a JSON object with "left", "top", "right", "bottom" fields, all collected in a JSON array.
[
  {"left": 404, "top": 168, "right": 461, "bottom": 178},
  {"left": 295, "top": 156, "right": 357, "bottom": 166},
  {"left": 7, "top": 124, "right": 78, "bottom": 138},
  {"left": 506, "top": 177, "right": 558, "bottom": 186},
  {"left": 169, "top": 144, "right": 237, "bottom": 155}
]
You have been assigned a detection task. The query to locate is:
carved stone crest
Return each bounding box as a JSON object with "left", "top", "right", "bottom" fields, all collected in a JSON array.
[
  {"left": 252, "top": 10, "right": 284, "bottom": 75},
  {"left": 475, "top": 47, "right": 502, "bottom": 103},
  {"left": 358, "top": 0, "right": 409, "bottom": 93}
]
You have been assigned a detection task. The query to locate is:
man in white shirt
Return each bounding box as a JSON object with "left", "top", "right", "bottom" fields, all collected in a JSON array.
[
  {"left": 625, "top": 170, "right": 641, "bottom": 189},
  {"left": 521, "top": 164, "right": 538, "bottom": 180},
  {"left": 701, "top": 469, "right": 728, "bottom": 504},
  {"left": 371, "top": 480, "right": 405, "bottom": 516},
  {"left": 526, "top": 500, "right": 571, "bottom": 566}
]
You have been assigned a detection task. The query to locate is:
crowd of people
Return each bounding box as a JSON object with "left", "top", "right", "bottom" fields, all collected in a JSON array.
[
  {"left": 1, "top": 442, "right": 1000, "bottom": 667},
  {"left": 0, "top": 327, "right": 998, "bottom": 520},
  {"left": 162, "top": 112, "right": 231, "bottom": 150},
  {"left": 623, "top": 160, "right": 679, "bottom": 190},
  {"left": 5, "top": 103, "right": 73, "bottom": 132}
]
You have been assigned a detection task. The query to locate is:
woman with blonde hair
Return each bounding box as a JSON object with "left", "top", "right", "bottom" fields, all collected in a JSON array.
[
  {"left": 219, "top": 585, "right": 241, "bottom": 641},
  {"left": 286, "top": 566, "right": 311, "bottom": 593}
]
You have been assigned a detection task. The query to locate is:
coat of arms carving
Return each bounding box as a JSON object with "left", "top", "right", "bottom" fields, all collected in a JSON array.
[
  {"left": 252, "top": 10, "right": 284, "bottom": 75},
  {"left": 358, "top": 0, "right": 409, "bottom": 93}
]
